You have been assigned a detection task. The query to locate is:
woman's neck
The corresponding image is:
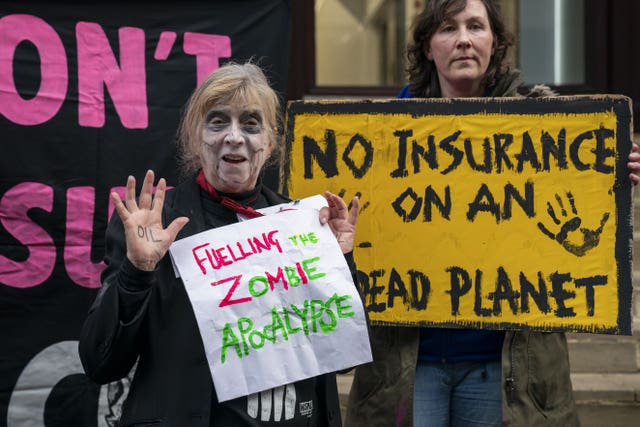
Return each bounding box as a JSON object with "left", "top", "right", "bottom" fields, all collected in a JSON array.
[{"left": 439, "top": 79, "right": 485, "bottom": 98}]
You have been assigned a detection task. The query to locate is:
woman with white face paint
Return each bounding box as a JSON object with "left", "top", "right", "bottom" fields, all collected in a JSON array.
[{"left": 79, "top": 62, "right": 359, "bottom": 427}]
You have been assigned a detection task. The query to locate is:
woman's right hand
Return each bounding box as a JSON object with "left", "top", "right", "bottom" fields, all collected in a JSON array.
[
  {"left": 319, "top": 191, "right": 360, "bottom": 254},
  {"left": 112, "top": 169, "right": 189, "bottom": 271}
]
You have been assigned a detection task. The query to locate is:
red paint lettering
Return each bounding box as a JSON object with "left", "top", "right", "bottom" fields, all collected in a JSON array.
[
  {"left": 193, "top": 243, "right": 211, "bottom": 274},
  {"left": 214, "top": 275, "right": 252, "bottom": 307},
  {"left": 266, "top": 267, "right": 288, "bottom": 291},
  {"left": 296, "top": 262, "right": 309, "bottom": 284},
  {"left": 215, "top": 246, "right": 232, "bottom": 267},
  {"left": 267, "top": 230, "right": 283, "bottom": 253}
]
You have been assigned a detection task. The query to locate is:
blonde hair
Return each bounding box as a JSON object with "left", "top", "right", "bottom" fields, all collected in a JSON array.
[{"left": 177, "top": 62, "right": 281, "bottom": 176}]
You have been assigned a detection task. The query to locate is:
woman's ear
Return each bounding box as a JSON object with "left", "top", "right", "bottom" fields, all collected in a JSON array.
[
  {"left": 267, "top": 137, "right": 276, "bottom": 158},
  {"left": 425, "top": 45, "right": 433, "bottom": 61}
]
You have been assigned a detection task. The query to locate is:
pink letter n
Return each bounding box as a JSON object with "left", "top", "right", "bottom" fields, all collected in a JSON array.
[{"left": 76, "top": 23, "right": 148, "bottom": 129}]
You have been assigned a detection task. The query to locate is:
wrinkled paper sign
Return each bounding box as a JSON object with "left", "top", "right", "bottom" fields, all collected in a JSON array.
[{"left": 169, "top": 200, "right": 371, "bottom": 402}]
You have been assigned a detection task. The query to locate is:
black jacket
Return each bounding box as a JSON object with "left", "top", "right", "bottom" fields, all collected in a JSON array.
[{"left": 79, "top": 176, "right": 343, "bottom": 426}]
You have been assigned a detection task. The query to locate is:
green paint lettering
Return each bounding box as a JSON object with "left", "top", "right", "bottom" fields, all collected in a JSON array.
[
  {"left": 248, "top": 276, "right": 269, "bottom": 297},
  {"left": 285, "top": 265, "right": 301, "bottom": 287},
  {"left": 290, "top": 300, "right": 311, "bottom": 335},
  {"left": 237, "top": 317, "right": 253, "bottom": 355},
  {"left": 302, "top": 256, "right": 326, "bottom": 280},
  {"left": 283, "top": 307, "right": 302, "bottom": 335},
  {"left": 221, "top": 322, "right": 242, "bottom": 364}
]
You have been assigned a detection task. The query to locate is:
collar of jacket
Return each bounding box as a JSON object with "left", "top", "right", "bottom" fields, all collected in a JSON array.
[{"left": 490, "top": 69, "right": 557, "bottom": 98}]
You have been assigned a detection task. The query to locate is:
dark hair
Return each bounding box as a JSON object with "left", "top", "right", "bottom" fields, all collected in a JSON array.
[{"left": 406, "top": 0, "right": 514, "bottom": 97}]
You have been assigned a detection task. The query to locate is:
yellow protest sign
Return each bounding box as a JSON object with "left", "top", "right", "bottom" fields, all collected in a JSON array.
[{"left": 282, "top": 96, "right": 634, "bottom": 334}]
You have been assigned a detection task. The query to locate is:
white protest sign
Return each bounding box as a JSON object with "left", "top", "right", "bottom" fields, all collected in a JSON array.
[{"left": 169, "top": 206, "right": 372, "bottom": 402}]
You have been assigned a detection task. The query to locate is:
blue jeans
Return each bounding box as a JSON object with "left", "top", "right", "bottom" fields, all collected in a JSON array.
[{"left": 413, "top": 360, "right": 502, "bottom": 427}]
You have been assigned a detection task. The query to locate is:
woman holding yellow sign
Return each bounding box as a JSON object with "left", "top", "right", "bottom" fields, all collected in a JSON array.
[{"left": 346, "top": 0, "right": 640, "bottom": 426}]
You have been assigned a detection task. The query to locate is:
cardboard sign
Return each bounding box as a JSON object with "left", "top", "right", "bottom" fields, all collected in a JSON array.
[
  {"left": 169, "top": 206, "right": 371, "bottom": 402},
  {"left": 282, "top": 96, "right": 634, "bottom": 335}
]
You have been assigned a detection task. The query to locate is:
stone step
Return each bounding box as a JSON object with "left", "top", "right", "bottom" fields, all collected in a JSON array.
[
  {"left": 572, "top": 372, "right": 640, "bottom": 402},
  {"left": 573, "top": 372, "right": 640, "bottom": 427},
  {"left": 338, "top": 371, "right": 640, "bottom": 425},
  {"left": 577, "top": 403, "right": 640, "bottom": 427},
  {"left": 567, "top": 333, "right": 639, "bottom": 373}
]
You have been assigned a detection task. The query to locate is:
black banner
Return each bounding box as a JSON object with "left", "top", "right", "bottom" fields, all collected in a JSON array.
[{"left": 0, "top": 1, "right": 291, "bottom": 425}]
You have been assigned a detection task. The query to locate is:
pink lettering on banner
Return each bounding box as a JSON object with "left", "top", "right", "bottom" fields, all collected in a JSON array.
[
  {"left": 183, "top": 32, "right": 231, "bottom": 86},
  {"left": 0, "top": 183, "right": 127, "bottom": 289},
  {"left": 64, "top": 187, "right": 105, "bottom": 288},
  {"left": 64, "top": 185, "right": 126, "bottom": 288},
  {"left": 107, "top": 186, "right": 127, "bottom": 221},
  {"left": 0, "top": 14, "right": 68, "bottom": 125},
  {"left": 154, "top": 31, "right": 177, "bottom": 60},
  {"left": 0, "top": 183, "right": 55, "bottom": 288},
  {"left": 76, "top": 23, "right": 148, "bottom": 129}
]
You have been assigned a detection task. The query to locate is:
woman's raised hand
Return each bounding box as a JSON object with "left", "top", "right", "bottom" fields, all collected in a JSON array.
[
  {"left": 320, "top": 191, "right": 360, "bottom": 254},
  {"left": 112, "top": 170, "right": 189, "bottom": 271}
]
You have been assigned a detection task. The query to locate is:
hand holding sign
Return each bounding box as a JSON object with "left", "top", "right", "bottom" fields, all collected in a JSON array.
[
  {"left": 320, "top": 191, "right": 360, "bottom": 254},
  {"left": 628, "top": 142, "right": 640, "bottom": 184},
  {"left": 112, "top": 169, "right": 189, "bottom": 271}
]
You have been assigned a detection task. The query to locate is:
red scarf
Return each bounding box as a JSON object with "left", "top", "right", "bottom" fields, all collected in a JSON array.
[{"left": 196, "top": 170, "right": 264, "bottom": 219}]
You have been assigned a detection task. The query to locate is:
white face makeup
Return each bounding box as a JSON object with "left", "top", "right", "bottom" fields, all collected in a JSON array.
[
  {"left": 200, "top": 102, "right": 272, "bottom": 193},
  {"left": 426, "top": 0, "right": 495, "bottom": 98}
]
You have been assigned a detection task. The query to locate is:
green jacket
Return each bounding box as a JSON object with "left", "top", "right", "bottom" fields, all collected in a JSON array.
[
  {"left": 345, "top": 71, "right": 580, "bottom": 427},
  {"left": 345, "top": 328, "right": 578, "bottom": 426}
]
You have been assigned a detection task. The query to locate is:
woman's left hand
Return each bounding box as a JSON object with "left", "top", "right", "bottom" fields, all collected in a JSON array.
[
  {"left": 628, "top": 143, "right": 640, "bottom": 185},
  {"left": 320, "top": 191, "right": 360, "bottom": 254}
]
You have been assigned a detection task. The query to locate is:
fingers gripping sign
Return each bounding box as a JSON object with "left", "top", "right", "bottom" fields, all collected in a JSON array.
[
  {"left": 320, "top": 191, "right": 360, "bottom": 254},
  {"left": 628, "top": 142, "right": 640, "bottom": 185},
  {"left": 112, "top": 170, "right": 189, "bottom": 271}
]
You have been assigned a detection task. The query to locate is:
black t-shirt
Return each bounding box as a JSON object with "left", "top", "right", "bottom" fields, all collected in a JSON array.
[{"left": 210, "top": 378, "right": 322, "bottom": 426}]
